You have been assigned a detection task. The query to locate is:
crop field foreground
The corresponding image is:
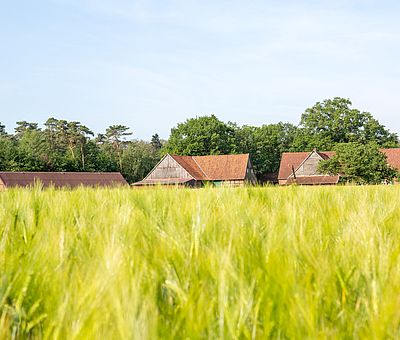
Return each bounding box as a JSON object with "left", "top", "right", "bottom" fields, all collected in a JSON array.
[{"left": 1, "top": 186, "right": 400, "bottom": 339}]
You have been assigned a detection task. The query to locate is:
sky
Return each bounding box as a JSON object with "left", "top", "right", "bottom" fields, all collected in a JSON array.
[{"left": 0, "top": 0, "right": 399, "bottom": 140}]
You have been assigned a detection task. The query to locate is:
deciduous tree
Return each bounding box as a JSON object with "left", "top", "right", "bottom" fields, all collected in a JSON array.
[
  {"left": 318, "top": 142, "right": 398, "bottom": 184},
  {"left": 164, "top": 115, "right": 236, "bottom": 155}
]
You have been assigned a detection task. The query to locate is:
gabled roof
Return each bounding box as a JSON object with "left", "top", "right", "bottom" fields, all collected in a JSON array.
[
  {"left": 189, "top": 154, "right": 250, "bottom": 180},
  {"left": 380, "top": 148, "right": 400, "bottom": 171},
  {"left": 136, "top": 153, "right": 251, "bottom": 185},
  {"left": 0, "top": 172, "right": 128, "bottom": 188},
  {"left": 278, "top": 151, "right": 335, "bottom": 180},
  {"left": 170, "top": 154, "right": 251, "bottom": 181},
  {"left": 170, "top": 155, "right": 208, "bottom": 180}
]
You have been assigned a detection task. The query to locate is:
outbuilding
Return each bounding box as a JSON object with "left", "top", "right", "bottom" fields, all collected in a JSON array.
[
  {"left": 133, "top": 153, "right": 257, "bottom": 187},
  {"left": 0, "top": 172, "right": 128, "bottom": 189},
  {"left": 278, "top": 148, "right": 400, "bottom": 185}
]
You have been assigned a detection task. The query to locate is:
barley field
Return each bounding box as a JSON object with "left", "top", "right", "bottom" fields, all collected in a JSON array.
[{"left": 1, "top": 186, "right": 400, "bottom": 339}]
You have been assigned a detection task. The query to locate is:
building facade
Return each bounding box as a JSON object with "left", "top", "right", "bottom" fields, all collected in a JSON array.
[
  {"left": 278, "top": 148, "right": 400, "bottom": 185},
  {"left": 133, "top": 153, "right": 257, "bottom": 187}
]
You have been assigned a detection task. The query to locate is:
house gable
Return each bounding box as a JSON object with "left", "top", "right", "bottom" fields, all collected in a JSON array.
[
  {"left": 144, "top": 154, "right": 194, "bottom": 180},
  {"left": 292, "top": 150, "right": 325, "bottom": 177}
]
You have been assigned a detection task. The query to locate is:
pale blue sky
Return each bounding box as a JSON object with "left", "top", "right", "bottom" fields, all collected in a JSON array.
[{"left": 0, "top": 0, "right": 399, "bottom": 139}]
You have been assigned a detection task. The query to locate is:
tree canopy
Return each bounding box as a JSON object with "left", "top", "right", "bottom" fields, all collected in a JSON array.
[
  {"left": 293, "top": 98, "right": 398, "bottom": 150},
  {"left": 163, "top": 115, "right": 236, "bottom": 155},
  {"left": 0, "top": 119, "right": 160, "bottom": 183}
]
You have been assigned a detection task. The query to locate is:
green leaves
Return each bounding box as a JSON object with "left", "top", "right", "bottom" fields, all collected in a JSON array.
[
  {"left": 163, "top": 115, "right": 236, "bottom": 156},
  {"left": 296, "top": 98, "right": 399, "bottom": 150}
]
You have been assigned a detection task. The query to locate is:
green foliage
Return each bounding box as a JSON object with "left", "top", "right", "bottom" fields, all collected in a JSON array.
[
  {"left": 120, "top": 141, "right": 161, "bottom": 183},
  {"left": 0, "top": 119, "right": 161, "bottom": 183},
  {"left": 2, "top": 186, "right": 400, "bottom": 338},
  {"left": 294, "top": 97, "right": 399, "bottom": 150},
  {"left": 151, "top": 133, "right": 163, "bottom": 151},
  {"left": 318, "top": 142, "right": 399, "bottom": 184},
  {"left": 0, "top": 122, "right": 6, "bottom": 136},
  {"left": 0, "top": 136, "right": 18, "bottom": 170},
  {"left": 163, "top": 115, "right": 236, "bottom": 155},
  {"left": 235, "top": 123, "right": 297, "bottom": 174}
]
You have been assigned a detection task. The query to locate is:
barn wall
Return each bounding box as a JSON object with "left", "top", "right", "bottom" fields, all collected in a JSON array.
[
  {"left": 147, "top": 155, "right": 192, "bottom": 180},
  {"left": 295, "top": 152, "right": 322, "bottom": 176},
  {"left": 218, "top": 180, "right": 245, "bottom": 187}
]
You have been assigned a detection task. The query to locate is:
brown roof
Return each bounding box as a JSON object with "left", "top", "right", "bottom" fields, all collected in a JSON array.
[
  {"left": 278, "top": 151, "right": 335, "bottom": 179},
  {"left": 192, "top": 154, "right": 249, "bottom": 180},
  {"left": 171, "top": 154, "right": 250, "bottom": 181},
  {"left": 170, "top": 155, "right": 208, "bottom": 180},
  {"left": 0, "top": 172, "right": 128, "bottom": 188},
  {"left": 380, "top": 148, "right": 400, "bottom": 171},
  {"left": 286, "top": 175, "right": 340, "bottom": 185}
]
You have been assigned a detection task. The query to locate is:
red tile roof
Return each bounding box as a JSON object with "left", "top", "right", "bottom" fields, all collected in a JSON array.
[
  {"left": 286, "top": 175, "right": 340, "bottom": 185},
  {"left": 192, "top": 154, "right": 249, "bottom": 180},
  {"left": 170, "top": 155, "right": 208, "bottom": 180},
  {"left": 278, "top": 151, "right": 335, "bottom": 180},
  {"left": 171, "top": 154, "right": 250, "bottom": 181},
  {"left": 0, "top": 172, "right": 128, "bottom": 188},
  {"left": 380, "top": 148, "right": 400, "bottom": 171}
]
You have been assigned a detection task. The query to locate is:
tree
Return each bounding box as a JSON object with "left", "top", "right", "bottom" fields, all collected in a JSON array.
[
  {"left": 234, "top": 123, "right": 298, "bottom": 175},
  {"left": 318, "top": 142, "right": 398, "bottom": 184},
  {"left": 65, "top": 122, "right": 94, "bottom": 170},
  {"left": 105, "top": 125, "right": 132, "bottom": 170},
  {"left": 164, "top": 115, "right": 236, "bottom": 155},
  {"left": 0, "top": 135, "right": 18, "bottom": 170},
  {"left": 14, "top": 121, "right": 40, "bottom": 139},
  {"left": 151, "top": 133, "right": 163, "bottom": 151},
  {"left": 120, "top": 141, "right": 160, "bottom": 183},
  {"left": 15, "top": 129, "right": 48, "bottom": 171},
  {"left": 294, "top": 98, "right": 398, "bottom": 150},
  {"left": 0, "top": 122, "right": 6, "bottom": 136}
]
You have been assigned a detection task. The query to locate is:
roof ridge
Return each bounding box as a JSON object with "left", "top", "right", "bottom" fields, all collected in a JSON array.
[{"left": 191, "top": 156, "right": 210, "bottom": 180}]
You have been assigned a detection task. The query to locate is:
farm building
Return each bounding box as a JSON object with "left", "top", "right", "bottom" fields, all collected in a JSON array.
[
  {"left": 0, "top": 172, "right": 128, "bottom": 189},
  {"left": 133, "top": 153, "right": 257, "bottom": 187},
  {"left": 278, "top": 148, "right": 400, "bottom": 185}
]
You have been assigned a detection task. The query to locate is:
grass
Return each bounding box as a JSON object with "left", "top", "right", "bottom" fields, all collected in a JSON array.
[{"left": 1, "top": 185, "right": 400, "bottom": 339}]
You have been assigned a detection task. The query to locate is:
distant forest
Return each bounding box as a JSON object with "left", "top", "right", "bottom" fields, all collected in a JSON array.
[{"left": 0, "top": 97, "right": 398, "bottom": 183}]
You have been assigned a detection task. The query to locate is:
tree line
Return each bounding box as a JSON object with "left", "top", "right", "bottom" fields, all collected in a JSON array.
[
  {"left": 0, "top": 119, "right": 162, "bottom": 183},
  {"left": 0, "top": 97, "right": 399, "bottom": 183}
]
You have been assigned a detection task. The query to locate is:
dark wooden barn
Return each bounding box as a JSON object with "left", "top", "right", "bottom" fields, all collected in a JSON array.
[{"left": 0, "top": 172, "right": 128, "bottom": 189}]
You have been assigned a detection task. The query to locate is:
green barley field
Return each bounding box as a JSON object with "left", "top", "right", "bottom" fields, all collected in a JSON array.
[{"left": 1, "top": 186, "right": 400, "bottom": 339}]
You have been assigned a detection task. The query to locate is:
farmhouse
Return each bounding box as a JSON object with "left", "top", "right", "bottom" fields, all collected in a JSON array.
[
  {"left": 278, "top": 148, "right": 400, "bottom": 185},
  {"left": 133, "top": 153, "right": 257, "bottom": 187},
  {"left": 0, "top": 172, "right": 128, "bottom": 189}
]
